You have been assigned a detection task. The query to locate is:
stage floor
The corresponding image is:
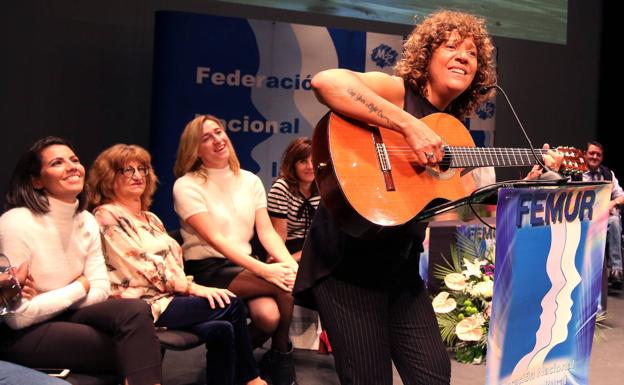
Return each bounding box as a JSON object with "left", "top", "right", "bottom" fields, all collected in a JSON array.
[{"left": 163, "top": 291, "right": 624, "bottom": 385}]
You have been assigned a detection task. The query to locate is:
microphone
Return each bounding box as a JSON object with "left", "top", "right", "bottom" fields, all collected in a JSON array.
[
  {"left": 479, "top": 84, "right": 497, "bottom": 95},
  {"left": 481, "top": 83, "right": 566, "bottom": 182}
]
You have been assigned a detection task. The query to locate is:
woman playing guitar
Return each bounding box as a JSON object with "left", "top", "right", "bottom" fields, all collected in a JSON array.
[{"left": 294, "top": 10, "right": 562, "bottom": 385}]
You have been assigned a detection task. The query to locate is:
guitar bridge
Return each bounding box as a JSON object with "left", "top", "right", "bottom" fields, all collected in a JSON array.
[
  {"left": 376, "top": 143, "right": 391, "bottom": 171},
  {"left": 371, "top": 127, "right": 396, "bottom": 191}
]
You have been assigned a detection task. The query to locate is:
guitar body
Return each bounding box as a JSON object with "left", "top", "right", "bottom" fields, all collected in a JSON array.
[{"left": 313, "top": 112, "right": 476, "bottom": 238}]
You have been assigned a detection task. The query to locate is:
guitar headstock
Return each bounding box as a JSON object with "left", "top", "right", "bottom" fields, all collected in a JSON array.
[{"left": 555, "top": 146, "right": 587, "bottom": 176}]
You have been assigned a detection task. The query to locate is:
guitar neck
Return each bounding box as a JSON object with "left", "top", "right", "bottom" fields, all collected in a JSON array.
[{"left": 446, "top": 147, "right": 548, "bottom": 168}]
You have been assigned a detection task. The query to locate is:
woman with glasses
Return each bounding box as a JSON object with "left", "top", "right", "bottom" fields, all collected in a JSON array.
[
  {"left": 0, "top": 137, "right": 162, "bottom": 385},
  {"left": 87, "top": 144, "right": 265, "bottom": 385}
]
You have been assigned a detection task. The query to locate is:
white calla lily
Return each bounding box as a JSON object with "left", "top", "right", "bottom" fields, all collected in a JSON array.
[
  {"left": 444, "top": 273, "right": 467, "bottom": 291},
  {"left": 432, "top": 291, "right": 457, "bottom": 313},
  {"left": 456, "top": 315, "right": 484, "bottom": 341}
]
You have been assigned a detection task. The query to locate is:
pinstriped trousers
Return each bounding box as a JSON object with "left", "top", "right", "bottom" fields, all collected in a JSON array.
[{"left": 313, "top": 276, "right": 450, "bottom": 385}]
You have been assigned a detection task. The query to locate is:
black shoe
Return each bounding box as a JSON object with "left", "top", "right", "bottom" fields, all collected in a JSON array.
[
  {"left": 259, "top": 352, "right": 272, "bottom": 384},
  {"left": 259, "top": 348, "right": 298, "bottom": 385}
]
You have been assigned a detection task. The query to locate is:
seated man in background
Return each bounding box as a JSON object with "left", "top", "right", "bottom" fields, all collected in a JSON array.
[{"left": 573, "top": 141, "right": 624, "bottom": 285}]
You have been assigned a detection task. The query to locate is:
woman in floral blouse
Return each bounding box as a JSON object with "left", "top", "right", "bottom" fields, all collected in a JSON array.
[{"left": 87, "top": 144, "right": 265, "bottom": 385}]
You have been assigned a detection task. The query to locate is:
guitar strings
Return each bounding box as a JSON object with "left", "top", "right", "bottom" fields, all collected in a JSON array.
[
  {"left": 382, "top": 146, "right": 552, "bottom": 167},
  {"left": 378, "top": 145, "right": 582, "bottom": 169}
]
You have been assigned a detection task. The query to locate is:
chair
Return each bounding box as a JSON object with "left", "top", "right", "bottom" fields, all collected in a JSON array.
[
  {"left": 64, "top": 373, "right": 120, "bottom": 385},
  {"left": 55, "top": 331, "right": 203, "bottom": 385},
  {"left": 156, "top": 328, "right": 204, "bottom": 356},
  {"left": 32, "top": 231, "right": 202, "bottom": 385}
]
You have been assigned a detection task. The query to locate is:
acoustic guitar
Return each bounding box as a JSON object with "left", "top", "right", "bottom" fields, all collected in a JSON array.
[{"left": 312, "top": 112, "right": 586, "bottom": 238}]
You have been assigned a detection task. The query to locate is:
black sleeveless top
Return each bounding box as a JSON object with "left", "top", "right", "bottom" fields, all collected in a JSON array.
[{"left": 293, "top": 82, "right": 442, "bottom": 308}]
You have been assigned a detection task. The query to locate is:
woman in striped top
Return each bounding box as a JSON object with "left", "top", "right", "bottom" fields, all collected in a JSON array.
[{"left": 267, "top": 138, "right": 320, "bottom": 261}]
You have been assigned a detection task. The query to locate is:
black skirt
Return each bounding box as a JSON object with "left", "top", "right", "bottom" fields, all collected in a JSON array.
[{"left": 184, "top": 258, "right": 244, "bottom": 289}]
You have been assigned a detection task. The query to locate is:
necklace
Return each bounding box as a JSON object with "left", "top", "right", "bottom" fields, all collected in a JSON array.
[
  {"left": 114, "top": 202, "right": 144, "bottom": 221},
  {"left": 130, "top": 210, "right": 144, "bottom": 220}
]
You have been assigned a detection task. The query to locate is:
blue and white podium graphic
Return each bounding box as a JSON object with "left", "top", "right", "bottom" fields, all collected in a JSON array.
[
  {"left": 486, "top": 184, "right": 611, "bottom": 385},
  {"left": 150, "top": 11, "right": 496, "bottom": 228}
]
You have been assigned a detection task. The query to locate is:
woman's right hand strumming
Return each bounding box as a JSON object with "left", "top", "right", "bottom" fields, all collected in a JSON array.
[
  {"left": 311, "top": 69, "right": 444, "bottom": 167},
  {"left": 259, "top": 262, "right": 296, "bottom": 292}
]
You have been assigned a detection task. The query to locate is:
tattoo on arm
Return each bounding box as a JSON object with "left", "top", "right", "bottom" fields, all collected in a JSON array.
[{"left": 347, "top": 88, "right": 391, "bottom": 126}]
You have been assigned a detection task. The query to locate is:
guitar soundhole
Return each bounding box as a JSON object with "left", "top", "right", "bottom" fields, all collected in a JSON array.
[{"left": 426, "top": 165, "right": 456, "bottom": 180}]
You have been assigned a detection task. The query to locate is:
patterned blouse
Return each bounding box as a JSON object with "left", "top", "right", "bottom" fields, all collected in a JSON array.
[{"left": 93, "top": 204, "right": 187, "bottom": 321}]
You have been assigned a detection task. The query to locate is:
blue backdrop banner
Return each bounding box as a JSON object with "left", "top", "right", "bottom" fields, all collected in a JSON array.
[
  {"left": 150, "top": 11, "right": 405, "bottom": 227},
  {"left": 150, "top": 11, "right": 496, "bottom": 229}
]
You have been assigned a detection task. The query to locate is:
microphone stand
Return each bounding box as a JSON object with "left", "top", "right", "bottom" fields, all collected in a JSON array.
[{"left": 485, "top": 84, "right": 567, "bottom": 183}]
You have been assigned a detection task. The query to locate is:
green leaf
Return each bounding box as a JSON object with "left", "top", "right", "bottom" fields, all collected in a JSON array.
[
  {"left": 436, "top": 312, "right": 459, "bottom": 346},
  {"left": 455, "top": 231, "right": 482, "bottom": 263},
  {"left": 432, "top": 261, "right": 458, "bottom": 281}
]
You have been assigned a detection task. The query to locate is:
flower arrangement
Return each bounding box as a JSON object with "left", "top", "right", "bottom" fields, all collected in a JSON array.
[
  {"left": 431, "top": 227, "right": 609, "bottom": 365},
  {"left": 432, "top": 230, "right": 495, "bottom": 364}
]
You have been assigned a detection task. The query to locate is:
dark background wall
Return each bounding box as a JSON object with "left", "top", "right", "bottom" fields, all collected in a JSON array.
[{"left": 0, "top": 0, "right": 612, "bottom": 219}]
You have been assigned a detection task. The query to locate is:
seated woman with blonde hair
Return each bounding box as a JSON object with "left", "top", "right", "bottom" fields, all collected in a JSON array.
[
  {"left": 173, "top": 115, "right": 298, "bottom": 385},
  {"left": 87, "top": 144, "right": 265, "bottom": 385}
]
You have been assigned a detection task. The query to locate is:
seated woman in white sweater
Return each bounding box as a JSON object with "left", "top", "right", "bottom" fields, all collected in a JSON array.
[
  {"left": 173, "top": 115, "right": 298, "bottom": 385},
  {"left": 0, "top": 136, "right": 162, "bottom": 385}
]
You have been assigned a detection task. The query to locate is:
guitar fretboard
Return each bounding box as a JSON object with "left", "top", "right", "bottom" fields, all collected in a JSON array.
[{"left": 446, "top": 147, "right": 549, "bottom": 168}]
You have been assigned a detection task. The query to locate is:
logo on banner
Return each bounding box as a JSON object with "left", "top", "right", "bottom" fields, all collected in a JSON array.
[
  {"left": 371, "top": 44, "right": 398, "bottom": 68},
  {"left": 476, "top": 100, "right": 496, "bottom": 120}
]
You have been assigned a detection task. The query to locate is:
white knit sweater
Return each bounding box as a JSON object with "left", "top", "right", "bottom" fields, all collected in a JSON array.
[
  {"left": 0, "top": 197, "right": 110, "bottom": 329},
  {"left": 173, "top": 167, "right": 266, "bottom": 261}
]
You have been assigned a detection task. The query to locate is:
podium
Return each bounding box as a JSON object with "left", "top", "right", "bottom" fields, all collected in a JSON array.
[
  {"left": 422, "top": 181, "right": 609, "bottom": 384},
  {"left": 481, "top": 182, "right": 610, "bottom": 385}
]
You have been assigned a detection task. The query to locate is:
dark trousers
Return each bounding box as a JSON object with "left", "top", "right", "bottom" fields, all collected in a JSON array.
[
  {"left": 0, "top": 298, "right": 162, "bottom": 385},
  {"left": 312, "top": 276, "right": 450, "bottom": 385},
  {"left": 155, "top": 296, "right": 258, "bottom": 385}
]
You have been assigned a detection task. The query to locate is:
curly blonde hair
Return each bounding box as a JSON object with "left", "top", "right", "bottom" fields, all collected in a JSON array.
[
  {"left": 87, "top": 144, "right": 158, "bottom": 210},
  {"left": 395, "top": 10, "right": 496, "bottom": 119}
]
